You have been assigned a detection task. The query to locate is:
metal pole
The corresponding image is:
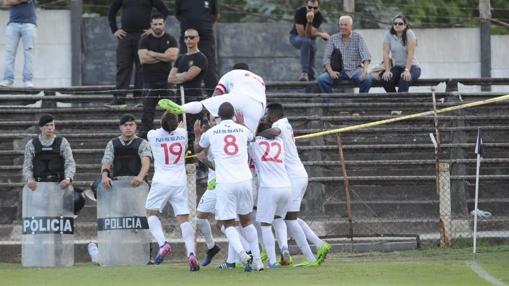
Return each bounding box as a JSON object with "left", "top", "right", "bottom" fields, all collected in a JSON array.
[
  {"left": 337, "top": 134, "right": 353, "bottom": 240},
  {"left": 70, "top": 0, "right": 83, "bottom": 86},
  {"left": 180, "top": 86, "right": 187, "bottom": 127},
  {"left": 343, "top": 0, "right": 355, "bottom": 14},
  {"left": 431, "top": 87, "right": 441, "bottom": 195},
  {"left": 479, "top": 0, "right": 491, "bottom": 91},
  {"left": 472, "top": 151, "right": 481, "bottom": 260},
  {"left": 432, "top": 88, "right": 449, "bottom": 247}
]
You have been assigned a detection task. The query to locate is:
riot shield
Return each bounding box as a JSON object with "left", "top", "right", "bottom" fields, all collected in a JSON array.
[
  {"left": 97, "top": 178, "right": 150, "bottom": 266},
  {"left": 22, "top": 182, "right": 74, "bottom": 267}
]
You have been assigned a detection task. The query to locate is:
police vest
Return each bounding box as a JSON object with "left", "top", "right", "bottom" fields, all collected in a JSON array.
[
  {"left": 112, "top": 137, "right": 142, "bottom": 177},
  {"left": 32, "top": 136, "right": 65, "bottom": 182}
]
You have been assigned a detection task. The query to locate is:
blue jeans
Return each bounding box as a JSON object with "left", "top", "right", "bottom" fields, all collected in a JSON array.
[
  {"left": 3, "top": 23, "right": 37, "bottom": 82},
  {"left": 289, "top": 34, "right": 316, "bottom": 78},
  {"left": 382, "top": 65, "right": 421, "bottom": 92},
  {"left": 317, "top": 68, "right": 373, "bottom": 93}
]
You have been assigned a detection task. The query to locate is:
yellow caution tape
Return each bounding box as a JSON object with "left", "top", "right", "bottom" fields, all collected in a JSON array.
[{"left": 295, "top": 94, "right": 509, "bottom": 140}]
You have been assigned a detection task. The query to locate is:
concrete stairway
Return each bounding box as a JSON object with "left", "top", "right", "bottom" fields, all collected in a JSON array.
[{"left": 0, "top": 88, "right": 508, "bottom": 262}]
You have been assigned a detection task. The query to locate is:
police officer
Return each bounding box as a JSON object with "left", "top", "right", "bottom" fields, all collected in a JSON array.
[
  {"left": 101, "top": 114, "right": 152, "bottom": 188},
  {"left": 22, "top": 114, "right": 76, "bottom": 190}
]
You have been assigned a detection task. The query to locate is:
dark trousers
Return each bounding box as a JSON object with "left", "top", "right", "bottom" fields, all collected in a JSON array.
[
  {"left": 179, "top": 34, "right": 218, "bottom": 96},
  {"left": 382, "top": 65, "right": 422, "bottom": 92},
  {"left": 115, "top": 32, "right": 143, "bottom": 101},
  {"left": 289, "top": 34, "right": 317, "bottom": 79},
  {"left": 139, "top": 81, "right": 174, "bottom": 139}
]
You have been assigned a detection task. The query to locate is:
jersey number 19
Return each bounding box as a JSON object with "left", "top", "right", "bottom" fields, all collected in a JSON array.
[{"left": 161, "top": 142, "right": 183, "bottom": 164}]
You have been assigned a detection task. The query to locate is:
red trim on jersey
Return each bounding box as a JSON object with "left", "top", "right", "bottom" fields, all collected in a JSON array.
[{"left": 215, "top": 83, "right": 226, "bottom": 94}]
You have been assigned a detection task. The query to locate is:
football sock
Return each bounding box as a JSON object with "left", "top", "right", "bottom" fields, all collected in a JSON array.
[
  {"left": 180, "top": 222, "right": 196, "bottom": 256},
  {"left": 261, "top": 225, "right": 277, "bottom": 265},
  {"left": 286, "top": 219, "right": 316, "bottom": 261},
  {"left": 251, "top": 211, "right": 265, "bottom": 251},
  {"left": 273, "top": 218, "right": 289, "bottom": 250},
  {"left": 242, "top": 224, "right": 261, "bottom": 260},
  {"left": 227, "top": 242, "right": 237, "bottom": 264},
  {"left": 298, "top": 218, "right": 324, "bottom": 248},
  {"left": 237, "top": 226, "right": 250, "bottom": 252},
  {"left": 224, "top": 226, "right": 245, "bottom": 256},
  {"left": 147, "top": 215, "right": 166, "bottom": 247},
  {"left": 196, "top": 218, "right": 215, "bottom": 249}
]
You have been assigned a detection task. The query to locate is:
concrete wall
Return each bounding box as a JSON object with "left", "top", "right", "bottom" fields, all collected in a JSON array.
[
  {"left": 491, "top": 36, "right": 509, "bottom": 77},
  {"left": 0, "top": 9, "right": 71, "bottom": 87},
  {"left": 81, "top": 18, "right": 509, "bottom": 91},
  {"left": 0, "top": 10, "right": 508, "bottom": 89}
]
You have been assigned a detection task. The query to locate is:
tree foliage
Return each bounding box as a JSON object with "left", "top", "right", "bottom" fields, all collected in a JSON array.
[{"left": 34, "top": 0, "right": 509, "bottom": 32}]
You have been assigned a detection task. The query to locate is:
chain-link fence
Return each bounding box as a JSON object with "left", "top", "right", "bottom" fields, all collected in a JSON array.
[{"left": 297, "top": 92, "right": 509, "bottom": 253}]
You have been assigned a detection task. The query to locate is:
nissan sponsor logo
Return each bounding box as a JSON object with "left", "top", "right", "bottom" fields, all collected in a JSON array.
[
  {"left": 97, "top": 216, "right": 149, "bottom": 231},
  {"left": 22, "top": 216, "right": 74, "bottom": 234}
]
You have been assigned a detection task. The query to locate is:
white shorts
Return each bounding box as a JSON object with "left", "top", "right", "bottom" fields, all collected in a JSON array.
[
  {"left": 197, "top": 189, "right": 216, "bottom": 214},
  {"left": 256, "top": 186, "right": 291, "bottom": 224},
  {"left": 287, "top": 176, "right": 309, "bottom": 212},
  {"left": 215, "top": 180, "right": 253, "bottom": 221},
  {"left": 201, "top": 93, "right": 265, "bottom": 133},
  {"left": 145, "top": 182, "right": 189, "bottom": 216}
]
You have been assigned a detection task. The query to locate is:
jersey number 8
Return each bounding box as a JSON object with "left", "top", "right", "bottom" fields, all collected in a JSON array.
[{"left": 223, "top": 134, "right": 239, "bottom": 155}]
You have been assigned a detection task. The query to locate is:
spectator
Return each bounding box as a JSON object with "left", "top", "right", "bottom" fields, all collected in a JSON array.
[
  {"left": 0, "top": 0, "right": 37, "bottom": 88},
  {"left": 137, "top": 13, "right": 179, "bottom": 139},
  {"left": 382, "top": 15, "right": 421, "bottom": 92},
  {"left": 106, "top": 0, "right": 169, "bottom": 108},
  {"left": 175, "top": 0, "right": 219, "bottom": 96},
  {"left": 168, "top": 28, "right": 207, "bottom": 150},
  {"left": 317, "top": 15, "right": 372, "bottom": 93},
  {"left": 289, "top": 0, "right": 329, "bottom": 82}
]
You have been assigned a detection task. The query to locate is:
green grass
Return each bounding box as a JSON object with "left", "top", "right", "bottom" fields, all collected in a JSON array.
[{"left": 1, "top": 246, "right": 508, "bottom": 286}]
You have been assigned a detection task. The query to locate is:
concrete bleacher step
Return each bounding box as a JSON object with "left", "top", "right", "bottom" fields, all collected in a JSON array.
[
  {"left": 323, "top": 200, "right": 438, "bottom": 219},
  {"left": 1, "top": 86, "right": 509, "bottom": 249}
]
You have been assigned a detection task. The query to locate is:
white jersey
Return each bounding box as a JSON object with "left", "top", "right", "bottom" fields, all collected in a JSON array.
[
  {"left": 199, "top": 119, "right": 253, "bottom": 184},
  {"left": 147, "top": 127, "right": 188, "bottom": 186},
  {"left": 249, "top": 136, "right": 291, "bottom": 188},
  {"left": 215, "top": 69, "right": 266, "bottom": 104},
  {"left": 272, "top": 118, "right": 308, "bottom": 178}
]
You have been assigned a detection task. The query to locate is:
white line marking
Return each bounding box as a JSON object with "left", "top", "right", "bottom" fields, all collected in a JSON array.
[{"left": 469, "top": 260, "right": 507, "bottom": 286}]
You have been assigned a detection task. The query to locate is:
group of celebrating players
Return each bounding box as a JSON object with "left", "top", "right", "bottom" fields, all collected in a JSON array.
[{"left": 144, "top": 64, "right": 330, "bottom": 272}]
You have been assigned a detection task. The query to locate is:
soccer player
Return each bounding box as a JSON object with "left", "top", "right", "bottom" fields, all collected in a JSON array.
[
  {"left": 196, "top": 151, "right": 247, "bottom": 270},
  {"left": 249, "top": 121, "right": 292, "bottom": 268},
  {"left": 145, "top": 112, "right": 200, "bottom": 271},
  {"left": 264, "top": 103, "right": 331, "bottom": 266},
  {"left": 159, "top": 63, "right": 266, "bottom": 133},
  {"left": 194, "top": 102, "right": 263, "bottom": 271}
]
